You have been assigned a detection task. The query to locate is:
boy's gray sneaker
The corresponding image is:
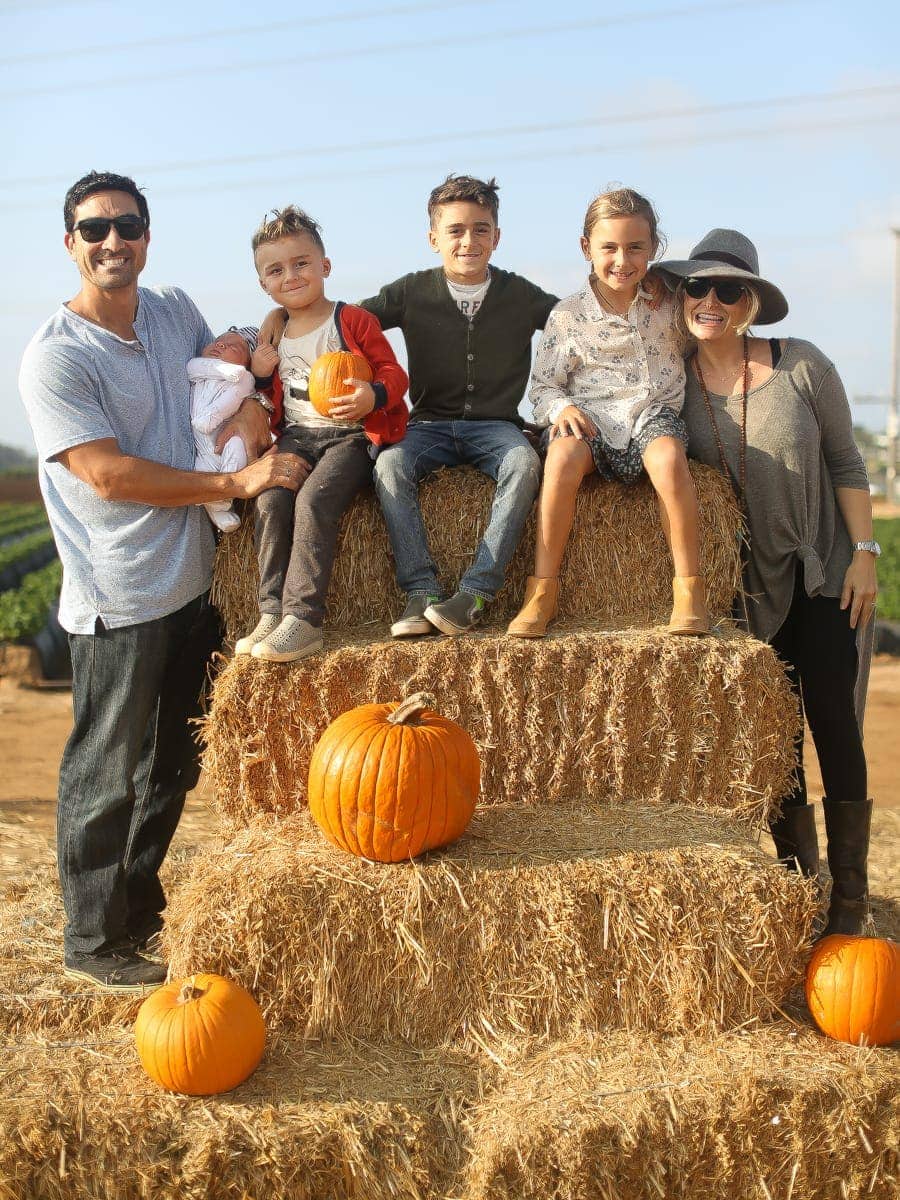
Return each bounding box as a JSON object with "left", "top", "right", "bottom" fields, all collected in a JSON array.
[
  {"left": 424, "top": 590, "right": 487, "bottom": 636},
  {"left": 234, "top": 613, "right": 281, "bottom": 656},
  {"left": 390, "top": 594, "right": 441, "bottom": 638},
  {"left": 251, "top": 615, "right": 324, "bottom": 662},
  {"left": 63, "top": 950, "right": 167, "bottom": 993}
]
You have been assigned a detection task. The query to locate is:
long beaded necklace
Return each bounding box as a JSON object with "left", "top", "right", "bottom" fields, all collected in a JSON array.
[
  {"left": 692, "top": 334, "right": 750, "bottom": 509},
  {"left": 693, "top": 335, "right": 752, "bottom": 629}
]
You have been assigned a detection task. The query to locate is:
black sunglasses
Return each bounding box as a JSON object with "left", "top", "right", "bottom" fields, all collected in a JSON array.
[
  {"left": 72, "top": 215, "right": 147, "bottom": 243},
  {"left": 683, "top": 277, "right": 747, "bottom": 305}
]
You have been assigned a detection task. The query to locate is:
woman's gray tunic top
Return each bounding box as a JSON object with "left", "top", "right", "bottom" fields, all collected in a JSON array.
[{"left": 682, "top": 338, "right": 869, "bottom": 643}]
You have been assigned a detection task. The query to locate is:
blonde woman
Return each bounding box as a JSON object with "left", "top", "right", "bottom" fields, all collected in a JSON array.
[{"left": 659, "top": 229, "right": 878, "bottom": 936}]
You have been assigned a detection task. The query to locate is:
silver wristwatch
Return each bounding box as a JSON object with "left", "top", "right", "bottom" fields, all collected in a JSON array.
[
  {"left": 852, "top": 540, "right": 881, "bottom": 556},
  {"left": 249, "top": 390, "right": 275, "bottom": 414}
]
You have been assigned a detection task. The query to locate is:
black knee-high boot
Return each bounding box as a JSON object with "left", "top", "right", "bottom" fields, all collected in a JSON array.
[
  {"left": 769, "top": 802, "right": 819, "bottom": 877},
  {"left": 822, "top": 798, "right": 872, "bottom": 936}
]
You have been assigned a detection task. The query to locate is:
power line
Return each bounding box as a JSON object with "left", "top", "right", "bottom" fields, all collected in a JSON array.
[
  {"left": 3, "top": 108, "right": 895, "bottom": 212},
  {"left": 0, "top": 0, "right": 814, "bottom": 100},
  {"left": 0, "top": 0, "right": 513, "bottom": 66},
  {"left": 3, "top": 82, "right": 893, "bottom": 191},
  {"left": 0, "top": 0, "right": 107, "bottom": 12}
]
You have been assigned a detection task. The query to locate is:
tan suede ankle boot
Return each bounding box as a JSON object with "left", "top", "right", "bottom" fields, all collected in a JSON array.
[
  {"left": 668, "top": 575, "right": 711, "bottom": 636},
  {"left": 507, "top": 576, "right": 559, "bottom": 638}
]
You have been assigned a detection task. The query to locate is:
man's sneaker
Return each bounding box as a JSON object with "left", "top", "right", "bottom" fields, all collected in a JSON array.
[
  {"left": 132, "top": 929, "right": 165, "bottom": 965},
  {"left": 390, "top": 594, "right": 441, "bottom": 638},
  {"left": 251, "top": 615, "right": 324, "bottom": 662},
  {"left": 63, "top": 950, "right": 167, "bottom": 993},
  {"left": 234, "top": 613, "right": 281, "bottom": 656},
  {"left": 424, "top": 590, "right": 488, "bottom": 636}
]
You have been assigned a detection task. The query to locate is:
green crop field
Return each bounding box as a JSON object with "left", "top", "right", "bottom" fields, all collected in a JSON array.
[
  {"left": 873, "top": 516, "right": 899, "bottom": 622},
  {"left": 0, "top": 560, "right": 62, "bottom": 640}
]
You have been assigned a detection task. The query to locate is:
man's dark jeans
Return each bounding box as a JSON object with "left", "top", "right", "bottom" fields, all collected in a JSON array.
[{"left": 58, "top": 592, "right": 222, "bottom": 959}]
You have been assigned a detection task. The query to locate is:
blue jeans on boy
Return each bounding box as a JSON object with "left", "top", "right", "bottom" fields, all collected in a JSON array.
[
  {"left": 373, "top": 419, "right": 540, "bottom": 600},
  {"left": 58, "top": 592, "right": 222, "bottom": 960}
]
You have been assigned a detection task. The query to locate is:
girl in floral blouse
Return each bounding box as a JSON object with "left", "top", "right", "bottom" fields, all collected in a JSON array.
[{"left": 508, "top": 187, "right": 710, "bottom": 638}]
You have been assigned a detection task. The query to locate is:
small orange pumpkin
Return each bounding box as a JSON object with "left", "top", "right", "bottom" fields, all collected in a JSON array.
[
  {"left": 134, "top": 973, "right": 266, "bottom": 1094},
  {"left": 805, "top": 934, "right": 900, "bottom": 1047},
  {"left": 308, "top": 692, "right": 480, "bottom": 862},
  {"left": 307, "top": 350, "right": 373, "bottom": 418}
]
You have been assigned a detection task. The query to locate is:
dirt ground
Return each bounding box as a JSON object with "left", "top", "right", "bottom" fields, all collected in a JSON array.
[{"left": 1, "top": 658, "right": 898, "bottom": 897}]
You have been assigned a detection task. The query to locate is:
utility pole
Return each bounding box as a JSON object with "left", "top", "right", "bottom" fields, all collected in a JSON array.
[{"left": 889, "top": 228, "right": 900, "bottom": 505}]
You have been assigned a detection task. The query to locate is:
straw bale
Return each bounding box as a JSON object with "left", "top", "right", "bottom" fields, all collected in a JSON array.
[
  {"left": 212, "top": 462, "right": 742, "bottom": 641},
  {"left": 0, "top": 1033, "right": 481, "bottom": 1200},
  {"left": 161, "top": 804, "right": 817, "bottom": 1047},
  {"left": 202, "top": 626, "right": 798, "bottom": 831},
  {"left": 0, "top": 867, "right": 147, "bottom": 1042},
  {"left": 462, "top": 1027, "right": 900, "bottom": 1200},
  {"left": 2, "top": 1026, "right": 896, "bottom": 1200},
  {"left": 0, "top": 854, "right": 218, "bottom": 1043}
]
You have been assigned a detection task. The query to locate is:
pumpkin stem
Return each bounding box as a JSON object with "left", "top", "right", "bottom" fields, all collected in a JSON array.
[
  {"left": 387, "top": 692, "right": 436, "bottom": 726},
  {"left": 178, "top": 975, "right": 205, "bottom": 1005}
]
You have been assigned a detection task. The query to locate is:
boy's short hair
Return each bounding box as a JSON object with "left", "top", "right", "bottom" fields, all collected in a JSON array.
[
  {"left": 427, "top": 174, "right": 500, "bottom": 226},
  {"left": 64, "top": 171, "right": 149, "bottom": 233},
  {"left": 252, "top": 206, "right": 325, "bottom": 259}
]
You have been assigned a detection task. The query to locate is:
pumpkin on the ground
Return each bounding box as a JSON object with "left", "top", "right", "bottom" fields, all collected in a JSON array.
[
  {"left": 307, "top": 350, "right": 373, "bottom": 418},
  {"left": 134, "top": 973, "right": 266, "bottom": 1094},
  {"left": 308, "top": 692, "right": 480, "bottom": 862},
  {"left": 805, "top": 933, "right": 900, "bottom": 1047}
]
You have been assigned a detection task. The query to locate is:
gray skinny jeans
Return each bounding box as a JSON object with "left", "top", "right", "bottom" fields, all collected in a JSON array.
[{"left": 255, "top": 424, "right": 374, "bottom": 626}]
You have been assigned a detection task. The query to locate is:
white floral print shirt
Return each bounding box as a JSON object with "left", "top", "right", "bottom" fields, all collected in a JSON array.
[{"left": 528, "top": 280, "right": 685, "bottom": 450}]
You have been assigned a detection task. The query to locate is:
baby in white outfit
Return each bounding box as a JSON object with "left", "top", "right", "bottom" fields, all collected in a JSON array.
[{"left": 189, "top": 328, "right": 261, "bottom": 532}]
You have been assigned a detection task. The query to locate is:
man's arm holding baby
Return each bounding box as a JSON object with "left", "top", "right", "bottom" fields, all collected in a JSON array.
[{"left": 57, "top": 437, "right": 306, "bottom": 506}]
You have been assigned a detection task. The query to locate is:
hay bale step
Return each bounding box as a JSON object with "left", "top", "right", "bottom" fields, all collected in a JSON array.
[
  {"left": 203, "top": 626, "right": 798, "bottom": 830},
  {"left": 461, "top": 1027, "right": 900, "bottom": 1200},
  {"left": 212, "top": 462, "right": 742, "bottom": 641},
  {"left": 163, "top": 804, "right": 817, "bottom": 1046},
  {"left": 1, "top": 1033, "right": 473, "bottom": 1200},
  {"left": 3, "top": 1027, "right": 896, "bottom": 1199}
]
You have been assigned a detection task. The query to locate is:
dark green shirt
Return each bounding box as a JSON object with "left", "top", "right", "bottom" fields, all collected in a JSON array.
[{"left": 360, "top": 267, "right": 557, "bottom": 425}]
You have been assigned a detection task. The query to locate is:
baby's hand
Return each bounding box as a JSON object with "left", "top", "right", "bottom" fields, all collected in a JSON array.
[
  {"left": 251, "top": 342, "right": 279, "bottom": 378},
  {"left": 328, "top": 379, "right": 376, "bottom": 422}
]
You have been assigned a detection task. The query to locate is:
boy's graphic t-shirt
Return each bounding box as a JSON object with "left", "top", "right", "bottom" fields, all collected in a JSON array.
[
  {"left": 445, "top": 273, "right": 491, "bottom": 318},
  {"left": 278, "top": 309, "right": 342, "bottom": 428}
]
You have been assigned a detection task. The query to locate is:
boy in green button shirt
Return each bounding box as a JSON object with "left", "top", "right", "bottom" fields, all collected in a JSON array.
[{"left": 362, "top": 174, "right": 558, "bottom": 636}]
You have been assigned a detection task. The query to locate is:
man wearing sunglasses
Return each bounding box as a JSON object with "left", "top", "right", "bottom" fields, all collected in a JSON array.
[{"left": 18, "top": 170, "right": 305, "bottom": 993}]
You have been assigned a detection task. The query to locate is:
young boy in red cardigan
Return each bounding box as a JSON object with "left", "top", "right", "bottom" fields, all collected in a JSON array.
[{"left": 235, "top": 206, "right": 408, "bottom": 662}]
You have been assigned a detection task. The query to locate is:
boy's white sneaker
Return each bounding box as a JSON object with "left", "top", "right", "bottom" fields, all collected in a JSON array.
[
  {"left": 251, "top": 615, "right": 324, "bottom": 662},
  {"left": 234, "top": 613, "right": 282, "bottom": 656}
]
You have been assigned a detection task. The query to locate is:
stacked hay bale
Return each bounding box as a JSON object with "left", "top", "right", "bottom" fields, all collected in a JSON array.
[
  {"left": 3, "top": 465, "right": 897, "bottom": 1199},
  {"left": 206, "top": 463, "right": 798, "bottom": 829},
  {"left": 213, "top": 462, "right": 742, "bottom": 636}
]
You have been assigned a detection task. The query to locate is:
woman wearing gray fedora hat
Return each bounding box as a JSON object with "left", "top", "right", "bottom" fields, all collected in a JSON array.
[{"left": 658, "top": 229, "right": 878, "bottom": 937}]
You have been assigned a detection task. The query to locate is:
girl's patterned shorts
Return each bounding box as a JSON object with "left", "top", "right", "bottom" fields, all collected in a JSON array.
[{"left": 541, "top": 409, "right": 689, "bottom": 484}]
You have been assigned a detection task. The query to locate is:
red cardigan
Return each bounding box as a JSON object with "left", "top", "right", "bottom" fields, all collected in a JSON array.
[{"left": 267, "top": 302, "right": 409, "bottom": 447}]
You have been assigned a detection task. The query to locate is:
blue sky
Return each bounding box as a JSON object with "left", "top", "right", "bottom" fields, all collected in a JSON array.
[{"left": 3, "top": 0, "right": 898, "bottom": 451}]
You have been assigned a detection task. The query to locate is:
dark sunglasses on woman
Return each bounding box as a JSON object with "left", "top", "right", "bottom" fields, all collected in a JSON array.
[
  {"left": 72, "top": 215, "right": 147, "bottom": 243},
  {"left": 683, "top": 278, "right": 747, "bottom": 305}
]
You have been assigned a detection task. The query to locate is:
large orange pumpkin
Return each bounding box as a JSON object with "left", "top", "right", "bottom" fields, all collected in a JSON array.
[
  {"left": 134, "top": 973, "right": 266, "bottom": 1095},
  {"left": 308, "top": 692, "right": 480, "bottom": 862},
  {"left": 307, "top": 350, "right": 373, "bottom": 418},
  {"left": 805, "top": 934, "right": 900, "bottom": 1047}
]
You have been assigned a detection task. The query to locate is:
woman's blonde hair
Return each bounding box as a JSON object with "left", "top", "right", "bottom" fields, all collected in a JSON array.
[
  {"left": 673, "top": 280, "right": 761, "bottom": 351},
  {"left": 582, "top": 187, "right": 665, "bottom": 257}
]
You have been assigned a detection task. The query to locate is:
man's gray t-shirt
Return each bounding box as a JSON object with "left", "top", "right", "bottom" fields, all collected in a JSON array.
[{"left": 19, "top": 286, "right": 216, "bottom": 634}]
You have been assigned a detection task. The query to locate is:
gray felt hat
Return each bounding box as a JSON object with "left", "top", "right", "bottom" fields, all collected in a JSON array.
[{"left": 657, "top": 228, "right": 788, "bottom": 325}]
